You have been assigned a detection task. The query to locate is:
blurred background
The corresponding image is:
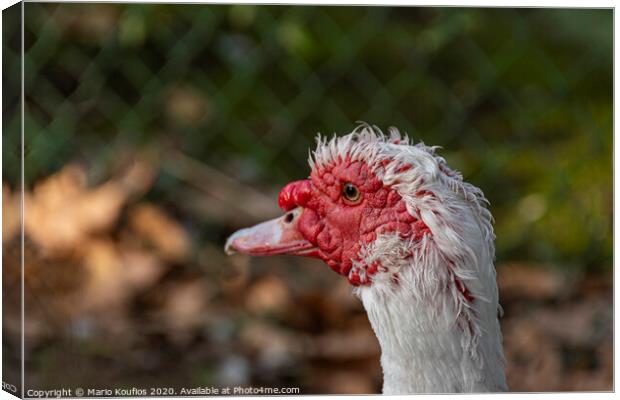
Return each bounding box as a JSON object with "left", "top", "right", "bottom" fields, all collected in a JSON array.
[{"left": 3, "top": 4, "right": 612, "bottom": 394}]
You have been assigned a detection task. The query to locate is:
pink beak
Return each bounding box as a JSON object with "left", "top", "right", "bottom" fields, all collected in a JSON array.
[{"left": 225, "top": 207, "right": 317, "bottom": 257}]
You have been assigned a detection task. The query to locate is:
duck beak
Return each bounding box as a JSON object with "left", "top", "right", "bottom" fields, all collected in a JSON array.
[{"left": 225, "top": 207, "right": 317, "bottom": 257}]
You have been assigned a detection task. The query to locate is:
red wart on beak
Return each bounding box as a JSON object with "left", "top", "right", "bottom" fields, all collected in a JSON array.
[
  {"left": 278, "top": 179, "right": 313, "bottom": 211},
  {"left": 225, "top": 180, "right": 318, "bottom": 257}
]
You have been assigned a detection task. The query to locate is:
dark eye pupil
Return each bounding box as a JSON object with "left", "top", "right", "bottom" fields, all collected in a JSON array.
[{"left": 344, "top": 183, "right": 359, "bottom": 199}]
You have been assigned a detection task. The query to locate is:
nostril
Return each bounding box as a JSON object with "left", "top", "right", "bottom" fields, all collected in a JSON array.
[{"left": 284, "top": 212, "right": 294, "bottom": 223}]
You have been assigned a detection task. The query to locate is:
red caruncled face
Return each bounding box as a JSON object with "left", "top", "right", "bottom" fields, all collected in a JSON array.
[{"left": 227, "top": 156, "right": 431, "bottom": 286}]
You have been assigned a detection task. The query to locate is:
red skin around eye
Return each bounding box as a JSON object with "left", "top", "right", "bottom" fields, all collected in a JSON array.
[
  {"left": 278, "top": 159, "right": 431, "bottom": 279},
  {"left": 272, "top": 158, "right": 474, "bottom": 305}
]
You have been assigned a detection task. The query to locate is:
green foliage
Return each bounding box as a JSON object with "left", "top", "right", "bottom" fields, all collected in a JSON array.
[{"left": 5, "top": 5, "right": 612, "bottom": 269}]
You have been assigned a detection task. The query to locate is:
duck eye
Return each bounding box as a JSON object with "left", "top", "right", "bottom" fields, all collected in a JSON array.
[{"left": 342, "top": 182, "right": 361, "bottom": 203}]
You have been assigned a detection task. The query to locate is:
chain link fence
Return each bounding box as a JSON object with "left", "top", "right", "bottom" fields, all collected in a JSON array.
[{"left": 2, "top": 3, "right": 613, "bottom": 394}]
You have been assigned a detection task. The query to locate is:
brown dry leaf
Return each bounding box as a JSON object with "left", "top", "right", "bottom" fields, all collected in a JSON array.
[
  {"left": 245, "top": 275, "right": 291, "bottom": 315},
  {"left": 78, "top": 182, "right": 127, "bottom": 232},
  {"left": 129, "top": 203, "right": 191, "bottom": 263},
  {"left": 79, "top": 238, "right": 127, "bottom": 311},
  {"left": 498, "top": 263, "right": 567, "bottom": 300},
  {"left": 24, "top": 164, "right": 127, "bottom": 253},
  {"left": 23, "top": 160, "right": 156, "bottom": 255},
  {"left": 119, "top": 247, "right": 166, "bottom": 291},
  {"left": 3, "top": 183, "right": 21, "bottom": 242},
  {"left": 117, "top": 158, "right": 157, "bottom": 200}
]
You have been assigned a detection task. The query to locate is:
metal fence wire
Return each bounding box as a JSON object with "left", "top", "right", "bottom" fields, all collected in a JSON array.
[{"left": 4, "top": 4, "right": 613, "bottom": 271}]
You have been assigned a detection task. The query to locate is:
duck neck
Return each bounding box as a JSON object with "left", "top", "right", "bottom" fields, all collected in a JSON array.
[{"left": 358, "top": 283, "right": 506, "bottom": 394}]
